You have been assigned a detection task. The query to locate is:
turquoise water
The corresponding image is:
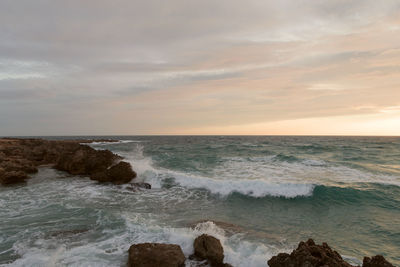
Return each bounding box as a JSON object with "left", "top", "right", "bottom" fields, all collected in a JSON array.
[{"left": 1, "top": 136, "right": 399, "bottom": 266}]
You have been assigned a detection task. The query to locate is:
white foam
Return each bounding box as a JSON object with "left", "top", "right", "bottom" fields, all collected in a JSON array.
[
  {"left": 88, "top": 140, "right": 142, "bottom": 146},
  {"left": 114, "top": 144, "right": 399, "bottom": 198},
  {"left": 121, "top": 217, "right": 279, "bottom": 267},
  {"left": 170, "top": 172, "right": 314, "bottom": 198}
]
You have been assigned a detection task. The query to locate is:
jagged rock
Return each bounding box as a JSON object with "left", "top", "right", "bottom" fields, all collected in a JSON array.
[
  {"left": 127, "top": 243, "right": 185, "bottom": 267},
  {"left": 106, "top": 161, "right": 137, "bottom": 184},
  {"left": 193, "top": 234, "right": 225, "bottom": 267},
  {"left": 90, "top": 161, "right": 136, "bottom": 184},
  {"left": 55, "top": 146, "right": 119, "bottom": 175},
  {"left": 0, "top": 138, "right": 137, "bottom": 186},
  {"left": 363, "top": 255, "right": 394, "bottom": 267},
  {"left": 268, "top": 239, "right": 355, "bottom": 267}
]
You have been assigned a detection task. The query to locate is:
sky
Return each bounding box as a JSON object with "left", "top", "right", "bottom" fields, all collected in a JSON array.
[{"left": 1, "top": 0, "right": 400, "bottom": 136}]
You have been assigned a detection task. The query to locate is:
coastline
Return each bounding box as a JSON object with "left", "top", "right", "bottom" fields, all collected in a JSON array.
[{"left": 0, "top": 137, "right": 397, "bottom": 266}]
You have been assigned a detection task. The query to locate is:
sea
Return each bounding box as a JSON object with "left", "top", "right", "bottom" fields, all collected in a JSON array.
[{"left": 0, "top": 136, "right": 399, "bottom": 266}]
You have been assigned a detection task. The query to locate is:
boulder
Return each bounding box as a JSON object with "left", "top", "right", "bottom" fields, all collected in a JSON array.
[
  {"left": 363, "top": 255, "right": 394, "bottom": 267},
  {"left": 106, "top": 161, "right": 137, "bottom": 184},
  {"left": 268, "top": 239, "right": 355, "bottom": 267},
  {"left": 193, "top": 234, "right": 224, "bottom": 266},
  {"left": 127, "top": 243, "right": 186, "bottom": 267},
  {"left": 90, "top": 161, "right": 137, "bottom": 184},
  {"left": 55, "top": 146, "right": 118, "bottom": 175}
]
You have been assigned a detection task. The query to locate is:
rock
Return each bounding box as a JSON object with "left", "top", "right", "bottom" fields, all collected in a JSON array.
[
  {"left": 127, "top": 243, "right": 185, "bottom": 267},
  {"left": 363, "top": 255, "right": 394, "bottom": 267},
  {"left": 193, "top": 234, "right": 224, "bottom": 266},
  {"left": 1, "top": 159, "right": 38, "bottom": 174},
  {"left": 55, "top": 146, "right": 119, "bottom": 175},
  {"left": 0, "top": 170, "right": 28, "bottom": 185},
  {"left": 106, "top": 161, "right": 137, "bottom": 184},
  {"left": 0, "top": 138, "right": 136, "bottom": 186},
  {"left": 268, "top": 239, "right": 355, "bottom": 267},
  {"left": 0, "top": 151, "right": 6, "bottom": 162},
  {"left": 50, "top": 229, "right": 89, "bottom": 238},
  {"left": 132, "top": 182, "right": 151, "bottom": 189},
  {"left": 90, "top": 161, "right": 137, "bottom": 184}
]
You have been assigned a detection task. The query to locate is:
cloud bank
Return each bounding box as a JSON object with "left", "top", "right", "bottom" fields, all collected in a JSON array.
[{"left": 1, "top": 0, "right": 399, "bottom": 135}]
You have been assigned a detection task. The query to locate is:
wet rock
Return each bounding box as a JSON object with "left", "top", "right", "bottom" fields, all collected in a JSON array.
[
  {"left": 50, "top": 229, "right": 89, "bottom": 238},
  {"left": 268, "top": 239, "right": 355, "bottom": 267},
  {"left": 363, "top": 255, "right": 394, "bottom": 267},
  {"left": 127, "top": 243, "right": 185, "bottom": 267},
  {"left": 0, "top": 138, "right": 136, "bottom": 186},
  {"left": 55, "top": 146, "right": 119, "bottom": 175},
  {"left": 132, "top": 182, "right": 151, "bottom": 189},
  {"left": 193, "top": 234, "right": 225, "bottom": 267},
  {"left": 90, "top": 161, "right": 137, "bottom": 184},
  {"left": 125, "top": 183, "right": 151, "bottom": 192},
  {"left": 106, "top": 161, "right": 137, "bottom": 184},
  {"left": 0, "top": 170, "right": 28, "bottom": 185}
]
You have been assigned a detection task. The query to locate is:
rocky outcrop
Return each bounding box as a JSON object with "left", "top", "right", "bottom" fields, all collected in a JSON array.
[
  {"left": 127, "top": 243, "right": 186, "bottom": 267},
  {"left": 0, "top": 138, "right": 138, "bottom": 186},
  {"left": 268, "top": 239, "right": 396, "bottom": 267},
  {"left": 363, "top": 255, "right": 394, "bottom": 267},
  {"left": 90, "top": 161, "right": 137, "bottom": 184},
  {"left": 55, "top": 145, "right": 118, "bottom": 175},
  {"left": 268, "top": 239, "right": 354, "bottom": 267},
  {"left": 0, "top": 168, "right": 28, "bottom": 185},
  {"left": 193, "top": 234, "right": 231, "bottom": 267}
]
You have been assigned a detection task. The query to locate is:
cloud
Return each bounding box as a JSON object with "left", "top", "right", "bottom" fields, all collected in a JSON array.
[{"left": 0, "top": 0, "right": 399, "bottom": 135}]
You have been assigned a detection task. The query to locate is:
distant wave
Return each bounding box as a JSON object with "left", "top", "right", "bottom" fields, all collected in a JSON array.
[
  {"left": 89, "top": 140, "right": 142, "bottom": 145},
  {"left": 115, "top": 144, "right": 400, "bottom": 200},
  {"left": 163, "top": 172, "right": 315, "bottom": 198}
]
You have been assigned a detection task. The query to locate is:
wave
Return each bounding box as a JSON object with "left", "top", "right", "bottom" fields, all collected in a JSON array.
[
  {"left": 112, "top": 144, "right": 400, "bottom": 201},
  {"left": 311, "top": 184, "right": 400, "bottom": 207},
  {"left": 120, "top": 218, "right": 281, "bottom": 267},
  {"left": 89, "top": 140, "right": 142, "bottom": 145},
  {"left": 169, "top": 173, "right": 315, "bottom": 198}
]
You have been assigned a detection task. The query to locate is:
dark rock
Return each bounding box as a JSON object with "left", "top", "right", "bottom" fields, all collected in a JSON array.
[
  {"left": 50, "top": 229, "right": 89, "bottom": 238},
  {"left": 127, "top": 243, "right": 185, "bottom": 267},
  {"left": 90, "top": 161, "right": 137, "bottom": 184},
  {"left": 132, "top": 182, "right": 151, "bottom": 189},
  {"left": 268, "top": 239, "right": 355, "bottom": 267},
  {"left": 363, "top": 255, "right": 394, "bottom": 267},
  {"left": 55, "top": 146, "right": 119, "bottom": 175},
  {"left": 1, "top": 159, "right": 38, "bottom": 174},
  {"left": 193, "top": 234, "right": 224, "bottom": 266},
  {"left": 0, "top": 170, "right": 28, "bottom": 185},
  {"left": 106, "top": 161, "right": 137, "bottom": 184},
  {"left": 0, "top": 138, "right": 136, "bottom": 186}
]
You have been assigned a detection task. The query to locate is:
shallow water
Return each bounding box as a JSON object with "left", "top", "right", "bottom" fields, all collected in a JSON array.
[{"left": 1, "top": 136, "right": 399, "bottom": 266}]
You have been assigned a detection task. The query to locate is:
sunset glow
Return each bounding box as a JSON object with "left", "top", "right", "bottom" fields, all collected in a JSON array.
[{"left": 1, "top": 0, "right": 399, "bottom": 135}]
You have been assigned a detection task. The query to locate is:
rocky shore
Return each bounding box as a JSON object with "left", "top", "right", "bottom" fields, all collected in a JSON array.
[
  {"left": 0, "top": 138, "right": 144, "bottom": 186},
  {"left": 0, "top": 138, "right": 396, "bottom": 266},
  {"left": 127, "top": 236, "right": 395, "bottom": 267}
]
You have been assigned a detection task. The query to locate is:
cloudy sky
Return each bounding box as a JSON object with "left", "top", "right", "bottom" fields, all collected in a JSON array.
[{"left": 1, "top": 0, "right": 400, "bottom": 136}]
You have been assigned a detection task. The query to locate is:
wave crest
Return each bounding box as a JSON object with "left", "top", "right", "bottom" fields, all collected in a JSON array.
[{"left": 170, "top": 172, "right": 315, "bottom": 198}]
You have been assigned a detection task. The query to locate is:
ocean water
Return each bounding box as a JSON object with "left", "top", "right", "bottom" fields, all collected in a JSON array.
[{"left": 0, "top": 136, "right": 399, "bottom": 266}]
